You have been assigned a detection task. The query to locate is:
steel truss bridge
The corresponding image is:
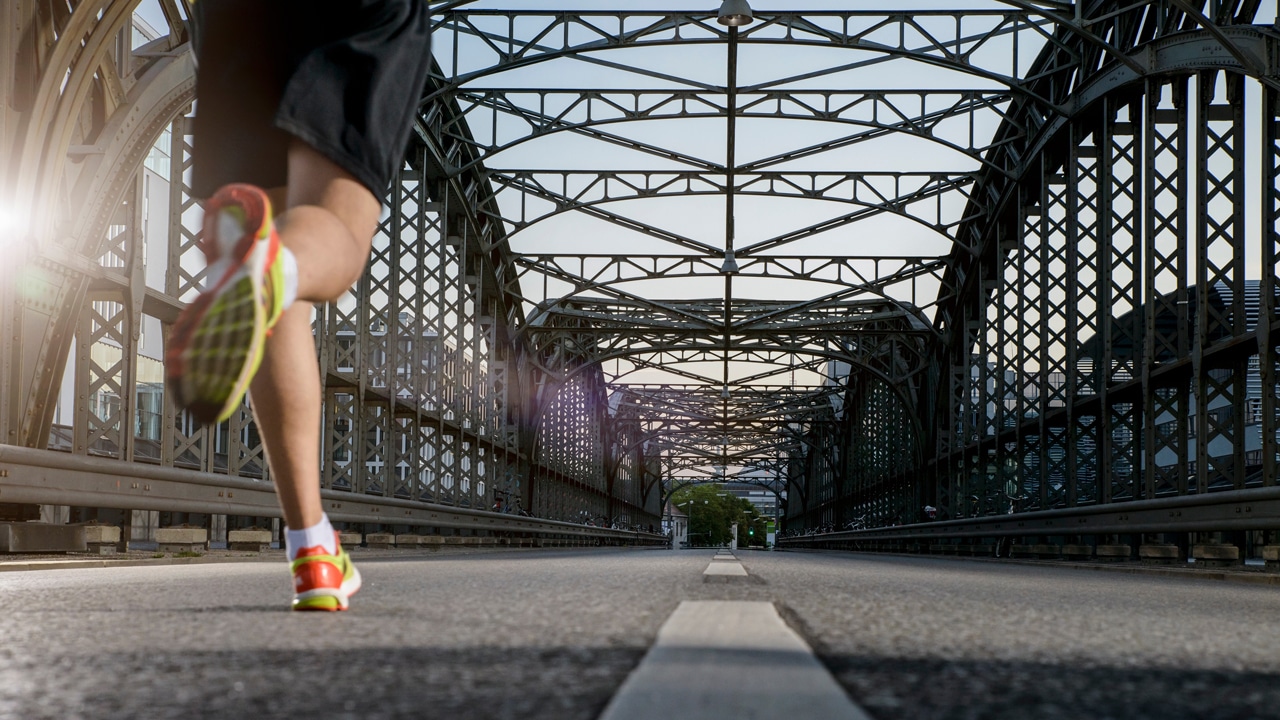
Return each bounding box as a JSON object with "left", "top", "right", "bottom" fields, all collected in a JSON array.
[{"left": 2, "top": 0, "right": 1280, "bottom": 555}]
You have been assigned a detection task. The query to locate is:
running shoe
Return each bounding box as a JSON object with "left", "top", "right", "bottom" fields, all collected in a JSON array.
[
  {"left": 290, "top": 533, "right": 362, "bottom": 611},
  {"left": 166, "top": 184, "right": 286, "bottom": 424}
]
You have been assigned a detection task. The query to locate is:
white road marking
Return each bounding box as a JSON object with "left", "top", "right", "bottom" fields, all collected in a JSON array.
[
  {"left": 703, "top": 562, "right": 748, "bottom": 576},
  {"left": 598, "top": 601, "right": 872, "bottom": 720}
]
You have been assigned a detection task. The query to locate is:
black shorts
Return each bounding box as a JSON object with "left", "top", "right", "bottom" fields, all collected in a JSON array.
[{"left": 190, "top": 0, "right": 432, "bottom": 199}]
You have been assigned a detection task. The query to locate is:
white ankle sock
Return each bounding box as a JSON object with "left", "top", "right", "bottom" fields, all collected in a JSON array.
[
  {"left": 285, "top": 514, "right": 336, "bottom": 560},
  {"left": 279, "top": 246, "right": 299, "bottom": 310}
]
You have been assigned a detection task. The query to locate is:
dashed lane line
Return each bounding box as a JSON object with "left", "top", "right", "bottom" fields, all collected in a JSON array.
[
  {"left": 703, "top": 562, "right": 748, "bottom": 577},
  {"left": 598, "top": 601, "right": 872, "bottom": 720}
]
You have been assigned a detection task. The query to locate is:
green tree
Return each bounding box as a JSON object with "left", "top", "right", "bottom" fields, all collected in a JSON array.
[{"left": 671, "top": 484, "right": 766, "bottom": 547}]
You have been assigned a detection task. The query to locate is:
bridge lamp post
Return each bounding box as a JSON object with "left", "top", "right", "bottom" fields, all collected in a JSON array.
[
  {"left": 717, "top": 0, "right": 753, "bottom": 27},
  {"left": 717, "top": 0, "right": 753, "bottom": 439},
  {"left": 676, "top": 500, "right": 691, "bottom": 545},
  {"left": 677, "top": 500, "right": 708, "bottom": 547}
]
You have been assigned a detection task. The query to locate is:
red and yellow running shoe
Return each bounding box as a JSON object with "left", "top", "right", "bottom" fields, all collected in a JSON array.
[
  {"left": 166, "top": 184, "right": 286, "bottom": 424},
  {"left": 290, "top": 534, "right": 362, "bottom": 612}
]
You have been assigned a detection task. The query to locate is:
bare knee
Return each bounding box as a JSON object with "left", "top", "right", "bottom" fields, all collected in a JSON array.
[
  {"left": 285, "top": 140, "right": 381, "bottom": 243},
  {"left": 277, "top": 141, "right": 381, "bottom": 301}
]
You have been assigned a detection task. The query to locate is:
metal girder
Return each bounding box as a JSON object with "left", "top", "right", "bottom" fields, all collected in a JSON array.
[
  {"left": 487, "top": 170, "right": 976, "bottom": 247},
  {"left": 442, "top": 87, "right": 1020, "bottom": 176},
  {"left": 511, "top": 254, "right": 949, "bottom": 305},
  {"left": 428, "top": 10, "right": 1090, "bottom": 111}
]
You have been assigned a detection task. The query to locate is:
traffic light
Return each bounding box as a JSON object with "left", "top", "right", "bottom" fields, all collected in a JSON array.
[{"left": 748, "top": 527, "right": 754, "bottom": 536}]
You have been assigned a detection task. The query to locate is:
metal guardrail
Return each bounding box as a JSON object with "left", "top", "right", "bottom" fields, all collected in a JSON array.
[
  {"left": 779, "top": 485, "right": 1280, "bottom": 548},
  {"left": 0, "top": 445, "right": 664, "bottom": 544}
]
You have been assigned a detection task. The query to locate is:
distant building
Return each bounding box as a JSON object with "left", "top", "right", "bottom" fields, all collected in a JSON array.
[
  {"left": 662, "top": 502, "right": 688, "bottom": 547},
  {"left": 722, "top": 480, "right": 781, "bottom": 520}
]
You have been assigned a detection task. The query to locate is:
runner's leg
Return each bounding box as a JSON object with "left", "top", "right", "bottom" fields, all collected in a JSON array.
[{"left": 249, "top": 142, "right": 379, "bottom": 532}]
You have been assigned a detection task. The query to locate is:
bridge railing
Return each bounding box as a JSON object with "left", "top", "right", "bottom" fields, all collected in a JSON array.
[
  {"left": 778, "top": 485, "right": 1280, "bottom": 556},
  {"left": 0, "top": 445, "right": 666, "bottom": 546}
]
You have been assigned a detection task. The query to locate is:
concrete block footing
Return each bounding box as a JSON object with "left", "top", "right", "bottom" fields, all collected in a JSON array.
[
  {"left": 227, "top": 529, "right": 271, "bottom": 552},
  {"left": 80, "top": 524, "right": 121, "bottom": 554},
  {"left": 394, "top": 534, "right": 423, "bottom": 548},
  {"left": 80, "top": 543, "right": 118, "bottom": 555},
  {"left": 339, "top": 532, "right": 362, "bottom": 548},
  {"left": 0, "top": 522, "right": 87, "bottom": 553},
  {"left": 1031, "top": 544, "right": 1062, "bottom": 559},
  {"left": 1061, "top": 544, "right": 1093, "bottom": 560},
  {"left": 1263, "top": 545, "right": 1280, "bottom": 572},
  {"left": 1139, "top": 544, "right": 1182, "bottom": 564},
  {"left": 1010, "top": 544, "right": 1037, "bottom": 558},
  {"left": 365, "top": 533, "right": 394, "bottom": 549},
  {"left": 156, "top": 527, "right": 207, "bottom": 554},
  {"left": 1191, "top": 543, "right": 1241, "bottom": 567},
  {"left": 392, "top": 534, "right": 445, "bottom": 549},
  {"left": 1095, "top": 544, "right": 1131, "bottom": 561}
]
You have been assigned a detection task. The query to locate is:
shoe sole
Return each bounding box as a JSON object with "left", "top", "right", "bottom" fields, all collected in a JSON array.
[
  {"left": 292, "top": 591, "right": 348, "bottom": 612},
  {"left": 166, "top": 191, "right": 277, "bottom": 424}
]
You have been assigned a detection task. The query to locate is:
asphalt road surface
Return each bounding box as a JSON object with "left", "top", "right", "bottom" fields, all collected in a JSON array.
[{"left": 2, "top": 548, "right": 1278, "bottom": 720}]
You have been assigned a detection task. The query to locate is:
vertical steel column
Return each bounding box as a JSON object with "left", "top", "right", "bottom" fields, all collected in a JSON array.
[
  {"left": 1103, "top": 95, "right": 1143, "bottom": 502},
  {"left": 1070, "top": 120, "right": 1101, "bottom": 506},
  {"left": 1194, "top": 70, "right": 1247, "bottom": 491},
  {"left": 76, "top": 187, "right": 136, "bottom": 462},
  {"left": 953, "top": 321, "right": 975, "bottom": 518},
  {"left": 1040, "top": 156, "right": 1071, "bottom": 509},
  {"left": 1016, "top": 188, "right": 1040, "bottom": 510},
  {"left": 119, "top": 172, "right": 150, "bottom": 466},
  {"left": 1143, "top": 77, "right": 1191, "bottom": 498},
  {"left": 160, "top": 114, "right": 189, "bottom": 469},
  {"left": 1263, "top": 85, "right": 1280, "bottom": 487},
  {"left": 976, "top": 234, "right": 996, "bottom": 515},
  {"left": 995, "top": 211, "right": 1019, "bottom": 514}
]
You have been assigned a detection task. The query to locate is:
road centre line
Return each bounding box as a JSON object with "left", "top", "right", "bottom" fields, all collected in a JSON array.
[
  {"left": 598, "top": 601, "right": 872, "bottom": 720},
  {"left": 704, "top": 561, "right": 748, "bottom": 577}
]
